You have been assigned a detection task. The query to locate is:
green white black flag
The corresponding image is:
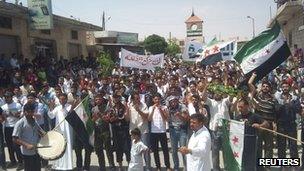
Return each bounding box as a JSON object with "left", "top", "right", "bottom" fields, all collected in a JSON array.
[
  {"left": 222, "top": 119, "right": 245, "bottom": 171},
  {"left": 234, "top": 22, "right": 291, "bottom": 82}
]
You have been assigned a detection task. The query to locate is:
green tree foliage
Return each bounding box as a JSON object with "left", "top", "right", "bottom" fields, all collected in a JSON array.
[
  {"left": 143, "top": 34, "right": 168, "bottom": 54},
  {"left": 97, "top": 51, "right": 115, "bottom": 77},
  {"left": 166, "top": 41, "right": 181, "bottom": 58}
]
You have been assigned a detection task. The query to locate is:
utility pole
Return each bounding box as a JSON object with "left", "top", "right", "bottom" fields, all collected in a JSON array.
[
  {"left": 169, "top": 32, "right": 172, "bottom": 43},
  {"left": 102, "top": 11, "right": 105, "bottom": 31}
]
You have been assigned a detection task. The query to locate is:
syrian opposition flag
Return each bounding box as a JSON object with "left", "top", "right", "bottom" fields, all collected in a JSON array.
[
  {"left": 196, "top": 38, "right": 237, "bottom": 65},
  {"left": 66, "top": 96, "right": 94, "bottom": 150},
  {"left": 234, "top": 22, "right": 291, "bottom": 82},
  {"left": 221, "top": 119, "right": 245, "bottom": 171}
]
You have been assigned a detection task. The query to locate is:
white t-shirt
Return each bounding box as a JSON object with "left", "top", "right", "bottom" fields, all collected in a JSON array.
[
  {"left": 129, "top": 102, "right": 149, "bottom": 134},
  {"left": 128, "top": 140, "right": 148, "bottom": 171},
  {"left": 149, "top": 106, "right": 167, "bottom": 133},
  {"left": 2, "top": 102, "right": 22, "bottom": 127},
  {"left": 205, "top": 97, "right": 230, "bottom": 131}
]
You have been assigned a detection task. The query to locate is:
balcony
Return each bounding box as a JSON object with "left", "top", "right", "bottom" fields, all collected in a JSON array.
[{"left": 268, "top": 0, "right": 303, "bottom": 27}]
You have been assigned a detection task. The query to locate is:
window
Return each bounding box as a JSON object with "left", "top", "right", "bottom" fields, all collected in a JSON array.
[
  {"left": 41, "top": 30, "right": 51, "bottom": 35},
  {"left": 0, "top": 16, "right": 12, "bottom": 29},
  {"left": 71, "top": 30, "right": 78, "bottom": 40}
]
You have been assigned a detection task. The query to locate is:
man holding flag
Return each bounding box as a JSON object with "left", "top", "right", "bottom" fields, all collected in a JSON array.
[{"left": 234, "top": 98, "right": 269, "bottom": 171}]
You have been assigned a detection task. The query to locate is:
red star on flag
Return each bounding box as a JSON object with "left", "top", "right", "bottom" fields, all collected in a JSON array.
[
  {"left": 232, "top": 136, "right": 239, "bottom": 145},
  {"left": 212, "top": 46, "right": 219, "bottom": 53},
  {"left": 233, "top": 151, "right": 239, "bottom": 158},
  {"left": 251, "top": 58, "right": 256, "bottom": 63},
  {"left": 204, "top": 49, "right": 210, "bottom": 56},
  {"left": 266, "top": 49, "right": 270, "bottom": 54}
]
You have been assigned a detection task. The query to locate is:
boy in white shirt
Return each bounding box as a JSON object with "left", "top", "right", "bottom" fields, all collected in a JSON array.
[{"left": 128, "top": 128, "right": 148, "bottom": 171}]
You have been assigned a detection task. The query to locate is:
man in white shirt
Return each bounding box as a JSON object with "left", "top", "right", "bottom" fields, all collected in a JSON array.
[
  {"left": 200, "top": 80, "right": 231, "bottom": 171},
  {"left": 125, "top": 92, "right": 151, "bottom": 170},
  {"left": 2, "top": 91, "right": 23, "bottom": 169},
  {"left": 179, "top": 114, "right": 211, "bottom": 171},
  {"left": 148, "top": 93, "right": 171, "bottom": 171}
]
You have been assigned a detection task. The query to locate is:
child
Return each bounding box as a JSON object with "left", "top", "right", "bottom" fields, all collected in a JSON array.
[
  {"left": 128, "top": 128, "right": 148, "bottom": 171},
  {"left": 12, "top": 103, "right": 45, "bottom": 171}
]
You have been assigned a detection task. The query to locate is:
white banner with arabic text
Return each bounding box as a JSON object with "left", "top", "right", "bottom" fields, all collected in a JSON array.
[{"left": 120, "top": 49, "right": 164, "bottom": 70}]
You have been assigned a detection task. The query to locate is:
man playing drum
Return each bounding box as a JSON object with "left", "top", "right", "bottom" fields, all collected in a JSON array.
[{"left": 13, "top": 103, "right": 45, "bottom": 171}]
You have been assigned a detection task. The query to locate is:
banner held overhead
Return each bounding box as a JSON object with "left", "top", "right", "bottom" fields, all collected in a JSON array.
[{"left": 120, "top": 48, "right": 164, "bottom": 70}]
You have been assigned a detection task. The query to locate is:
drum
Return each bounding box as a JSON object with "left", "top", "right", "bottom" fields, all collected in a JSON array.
[{"left": 37, "top": 130, "right": 67, "bottom": 160}]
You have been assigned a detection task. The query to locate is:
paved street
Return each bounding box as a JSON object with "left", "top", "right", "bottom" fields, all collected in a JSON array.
[{"left": 4, "top": 130, "right": 304, "bottom": 171}]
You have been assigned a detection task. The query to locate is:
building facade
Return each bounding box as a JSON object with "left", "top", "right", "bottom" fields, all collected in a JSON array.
[
  {"left": 269, "top": 0, "right": 304, "bottom": 52},
  {"left": 0, "top": 1, "right": 102, "bottom": 60}
]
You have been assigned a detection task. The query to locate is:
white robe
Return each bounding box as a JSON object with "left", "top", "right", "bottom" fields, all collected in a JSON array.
[
  {"left": 187, "top": 126, "right": 212, "bottom": 171},
  {"left": 48, "top": 103, "right": 73, "bottom": 170}
]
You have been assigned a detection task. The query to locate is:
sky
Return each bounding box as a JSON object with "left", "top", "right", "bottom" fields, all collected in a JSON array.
[{"left": 15, "top": 0, "right": 277, "bottom": 42}]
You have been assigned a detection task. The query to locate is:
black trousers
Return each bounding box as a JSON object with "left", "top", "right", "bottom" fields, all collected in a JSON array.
[
  {"left": 4, "top": 127, "right": 23, "bottom": 163},
  {"left": 23, "top": 154, "right": 41, "bottom": 171},
  {"left": 150, "top": 132, "right": 170, "bottom": 169},
  {"left": 112, "top": 126, "right": 131, "bottom": 163},
  {"left": 74, "top": 137, "right": 92, "bottom": 170},
  {"left": 0, "top": 126, "right": 5, "bottom": 168},
  {"left": 94, "top": 126, "right": 115, "bottom": 170},
  {"left": 277, "top": 124, "right": 298, "bottom": 158}
]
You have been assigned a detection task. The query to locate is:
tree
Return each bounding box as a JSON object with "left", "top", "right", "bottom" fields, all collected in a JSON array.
[
  {"left": 143, "top": 34, "right": 168, "bottom": 54},
  {"left": 97, "top": 51, "right": 115, "bottom": 77},
  {"left": 166, "top": 41, "right": 181, "bottom": 58}
]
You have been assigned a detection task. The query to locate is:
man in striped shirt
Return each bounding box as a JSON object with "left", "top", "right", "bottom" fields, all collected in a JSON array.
[{"left": 249, "top": 76, "right": 278, "bottom": 171}]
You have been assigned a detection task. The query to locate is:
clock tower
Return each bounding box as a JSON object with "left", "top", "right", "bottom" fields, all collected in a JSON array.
[{"left": 185, "top": 10, "right": 204, "bottom": 43}]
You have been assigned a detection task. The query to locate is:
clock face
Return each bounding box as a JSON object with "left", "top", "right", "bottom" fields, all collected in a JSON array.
[{"left": 191, "top": 24, "right": 198, "bottom": 31}]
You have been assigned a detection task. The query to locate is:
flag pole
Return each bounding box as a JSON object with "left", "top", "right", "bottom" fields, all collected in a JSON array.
[
  {"left": 51, "top": 96, "right": 88, "bottom": 132},
  {"left": 256, "top": 126, "right": 304, "bottom": 145}
]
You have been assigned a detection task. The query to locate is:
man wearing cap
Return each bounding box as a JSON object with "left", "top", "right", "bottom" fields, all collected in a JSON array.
[
  {"left": 1, "top": 91, "right": 23, "bottom": 169},
  {"left": 167, "top": 95, "right": 189, "bottom": 171}
]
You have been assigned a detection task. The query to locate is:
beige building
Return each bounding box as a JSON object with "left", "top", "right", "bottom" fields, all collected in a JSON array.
[
  {"left": 0, "top": 1, "right": 102, "bottom": 60},
  {"left": 269, "top": 0, "right": 304, "bottom": 52}
]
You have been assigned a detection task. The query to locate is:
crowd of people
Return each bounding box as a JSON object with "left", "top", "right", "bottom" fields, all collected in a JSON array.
[{"left": 0, "top": 44, "right": 303, "bottom": 171}]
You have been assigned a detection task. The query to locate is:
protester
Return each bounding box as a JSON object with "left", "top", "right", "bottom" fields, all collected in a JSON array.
[
  {"left": 128, "top": 128, "right": 148, "bottom": 171},
  {"left": 125, "top": 91, "right": 151, "bottom": 170},
  {"left": 0, "top": 107, "right": 6, "bottom": 170},
  {"left": 2, "top": 91, "right": 23, "bottom": 170},
  {"left": 275, "top": 82, "right": 300, "bottom": 159},
  {"left": 167, "top": 95, "right": 188, "bottom": 171},
  {"left": 48, "top": 93, "right": 73, "bottom": 170},
  {"left": 13, "top": 103, "right": 44, "bottom": 171},
  {"left": 179, "top": 114, "right": 211, "bottom": 171},
  {"left": 148, "top": 93, "right": 171, "bottom": 171},
  {"left": 0, "top": 48, "right": 303, "bottom": 171},
  {"left": 91, "top": 94, "right": 115, "bottom": 170},
  {"left": 248, "top": 75, "right": 278, "bottom": 167},
  {"left": 234, "top": 98, "right": 269, "bottom": 171}
]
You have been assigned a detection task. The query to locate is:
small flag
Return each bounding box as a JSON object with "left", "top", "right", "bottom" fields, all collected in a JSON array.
[
  {"left": 221, "top": 119, "right": 245, "bottom": 171},
  {"left": 66, "top": 96, "right": 94, "bottom": 150}
]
